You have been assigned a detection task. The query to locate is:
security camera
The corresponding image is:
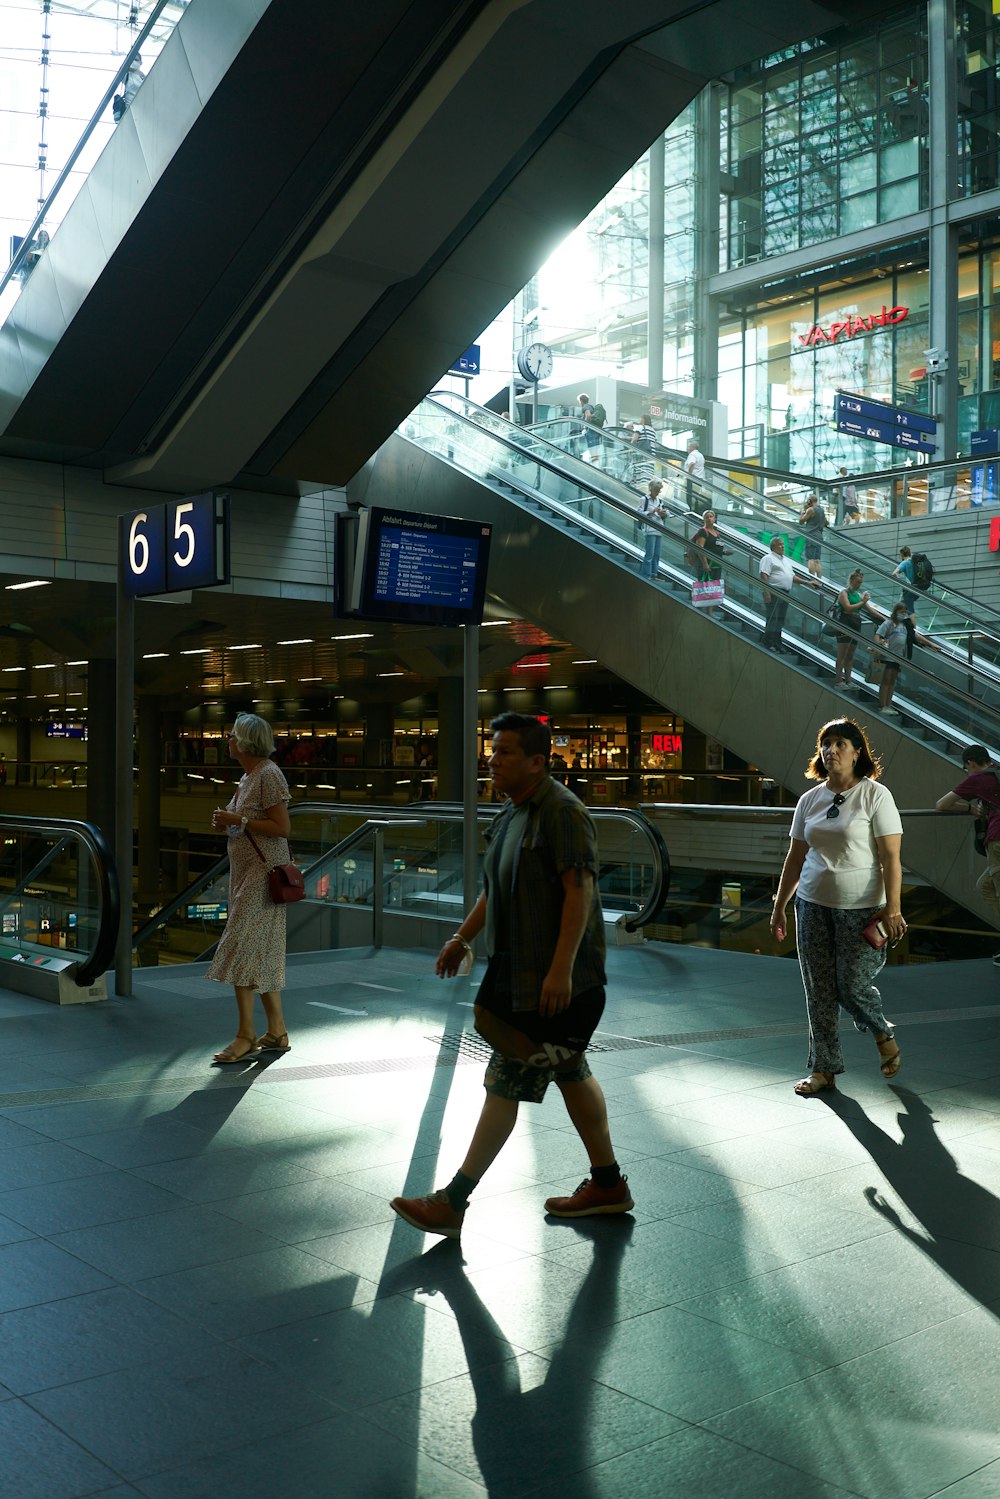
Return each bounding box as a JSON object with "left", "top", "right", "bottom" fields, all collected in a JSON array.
[{"left": 923, "top": 347, "right": 947, "bottom": 372}]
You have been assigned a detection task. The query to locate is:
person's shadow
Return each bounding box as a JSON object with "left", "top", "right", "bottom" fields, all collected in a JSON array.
[
  {"left": 380, "top": 1217, "right": 634, "bottom": 1498},
  {"left": 825, "top": 1085, "right": 1000, "bottom": 1312}
]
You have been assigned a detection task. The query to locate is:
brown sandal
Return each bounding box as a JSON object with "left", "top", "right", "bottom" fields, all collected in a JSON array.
[
  {"left": 256, "top": 1031, "right": 291, "bottom": 1054},
  {"left": 876, "top": 1033, "right": 901, "bottom": 1078},
  {"left": 212, "top": 1034, "right": 259, "bottom": 1065},
  {"left": 794, "top": 1072, "right": 836, "bottom": 1096}
]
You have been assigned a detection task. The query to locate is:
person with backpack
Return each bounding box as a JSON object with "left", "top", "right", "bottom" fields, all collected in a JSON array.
[
  {"left": 893, "top": 545, "right": 933, "bottom": 620},
  {"left": 936, "top": 745, "right": 1000, "bottom": 957}
]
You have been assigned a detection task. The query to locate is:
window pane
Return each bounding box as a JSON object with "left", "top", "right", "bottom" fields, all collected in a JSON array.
[
  {"left": 841, "top": 153, "right": 877, "bottom": 195},
  {"left": 879, "top": 177, "right": 920, "bottom": 218},
  {"left": 841, "top": 192, "right": 877, "bottom": 233}
]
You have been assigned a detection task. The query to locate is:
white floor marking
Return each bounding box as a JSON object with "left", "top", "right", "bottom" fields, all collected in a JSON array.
[
  {"left": 353, "top": 982, "right": 403, "bottom": 992},
  {"left": 309, "top": 1002, "right": 369, "bottom": 1016}
]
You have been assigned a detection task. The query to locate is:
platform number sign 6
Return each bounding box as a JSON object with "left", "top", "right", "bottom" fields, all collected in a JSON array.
[{"left": 121, "top": 494, "right": 230, "bottom": 598}]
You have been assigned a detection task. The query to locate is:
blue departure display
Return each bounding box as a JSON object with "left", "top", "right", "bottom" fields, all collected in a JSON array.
[
  {"left": 348, "top": 508, "right": 492, "bottom": 626},
  {"left": 373, "top": 525, "right": 479, "bottom": 609}
]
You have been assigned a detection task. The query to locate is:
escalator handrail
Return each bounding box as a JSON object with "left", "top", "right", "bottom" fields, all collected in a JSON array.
[
  {"left": 521, "top": 405, "right": 1000, "bottom": 639},
  {"left": 410, "top": 398, "right": 1000, "bottom": 749},
  {"left": 410, "top": 395, "right": 1000, "bottom": 741},
  {"left": 0, "top": 814, "right": 120, "bottom": 987}
]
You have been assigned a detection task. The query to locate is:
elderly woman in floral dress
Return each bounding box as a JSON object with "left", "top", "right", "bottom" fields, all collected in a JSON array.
[{"left": 208, "top": 713, "right": 293, "bottom": 1064}]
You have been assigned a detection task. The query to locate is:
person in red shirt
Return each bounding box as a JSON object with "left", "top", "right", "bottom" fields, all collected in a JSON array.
[{"left": 936, "top": 744, "right": 1000, "bottom": 960}]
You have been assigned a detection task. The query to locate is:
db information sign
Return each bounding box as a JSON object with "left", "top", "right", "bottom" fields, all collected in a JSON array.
[{"left": 120, "top": 493, "right": 230, "bottom": 597}]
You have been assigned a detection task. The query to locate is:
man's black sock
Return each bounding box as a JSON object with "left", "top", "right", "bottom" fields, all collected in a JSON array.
[
  {"left": 444, "top": 1170, "right": 479, "bottom": 1211},
  {"left": 591, "top": 1162, "right": 622, "bottom": 1189}
]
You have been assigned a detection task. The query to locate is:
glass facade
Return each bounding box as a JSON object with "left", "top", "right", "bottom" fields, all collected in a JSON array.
[
  {"left": 488, "top": 1, "right": 1000, "bottom": 476},
  {"left": 722, "top": 9, "right": 928, "bottom": 269}
]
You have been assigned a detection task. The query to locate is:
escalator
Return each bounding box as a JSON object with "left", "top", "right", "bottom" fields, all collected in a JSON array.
[
  {"left": 0, "top": 815, "right": 119, "bottom": 1003},
  {"left": 354, "top": 394, "right": 990, "bottom": 919},
  {"left": 133, "top": 803, "right": 669, "bottom": 967},
  {"left": 529, "top": 414, "right": 1000, "bottom": 654}
]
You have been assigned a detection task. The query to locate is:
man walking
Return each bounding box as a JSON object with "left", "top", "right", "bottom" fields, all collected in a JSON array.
[
  {"left": 390, "top": 712, "right": 632, "bottom": 1238},
  {"left": 936, "top": 744, "right": 1000, "bottom": 958}
]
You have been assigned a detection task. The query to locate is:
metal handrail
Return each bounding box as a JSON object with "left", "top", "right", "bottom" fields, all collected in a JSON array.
[
  {"left": 1, "top": 1, "right": 176, "bottom": 298},
  {"left": 414, "top": 392, "right": 1000, "bottom": 742},
  {"left": 0, "top": 814, "right": 119, "bottom": 986},
  {"left": 132, "top": 800, "right": 670, "bottom": 956}
]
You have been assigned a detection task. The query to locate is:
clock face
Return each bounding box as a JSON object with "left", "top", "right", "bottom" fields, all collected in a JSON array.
[{"left": 518, "top": 342, "right": 553, "bottom": 382}]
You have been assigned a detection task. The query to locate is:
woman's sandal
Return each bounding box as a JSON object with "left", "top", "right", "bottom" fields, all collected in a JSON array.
[
  {"left": 212, "top": 1034, "right": 259, "bottom": 1065},
  {"left": 876, "top": 1034, "right": 901, "bottom": 1078},
  {"left": 256, "top": 1031, "right": 291, "bottom": 1054},
  {"left": 794, "top": 1072, "right": 836, "bottom": 1096}
]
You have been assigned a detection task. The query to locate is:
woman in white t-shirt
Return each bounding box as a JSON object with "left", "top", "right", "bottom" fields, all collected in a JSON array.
[{"left": 770, "top": 718, "right": 906, "bottom": 1095}]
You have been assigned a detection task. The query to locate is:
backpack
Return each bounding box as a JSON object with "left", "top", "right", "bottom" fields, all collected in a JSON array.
[
  {"left": 911, "top": 552, "right": 934, "bottom": 589},
  {"left": 590, "top": 403, "right": 607, "bottom": 427}
]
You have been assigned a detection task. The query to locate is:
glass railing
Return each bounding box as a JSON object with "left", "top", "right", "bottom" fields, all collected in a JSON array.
[
  {"left": 403, "top": 393, "right": 1000, "bottom": 751},
  {"left": 638, "top": 804, "right": 994, "bottom": 965},
  {"left": 132, "top": 803, "right": 669, "bottom": 967},
  {"left": 522, "top": 409, "right": 1000, "bottom": 645},
  {"left": 0, "top": 814, "right": 119, "bottom": 992}
]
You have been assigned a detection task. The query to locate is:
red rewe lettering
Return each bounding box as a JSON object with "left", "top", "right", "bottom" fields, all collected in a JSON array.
[{"left": 990, "top": 516, "right": 1000, "bottom": 552}]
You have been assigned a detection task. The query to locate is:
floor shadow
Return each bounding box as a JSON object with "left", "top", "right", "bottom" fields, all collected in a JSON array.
[
  {"left": 382, "top": 1217, "right": 634, "bottom": 1498},
  {"left": 824, "top": 1085, "right": 1000, "bottom": 1314}
]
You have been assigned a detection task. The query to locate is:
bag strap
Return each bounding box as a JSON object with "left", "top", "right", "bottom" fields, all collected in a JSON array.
[{"left": 244, "top": 826, "right": 292, "bottom": 866}]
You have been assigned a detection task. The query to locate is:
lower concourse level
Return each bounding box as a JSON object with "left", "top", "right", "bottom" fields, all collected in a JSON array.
[{"left": 0, "top": 942, "right": 998, "bottom": 1497}]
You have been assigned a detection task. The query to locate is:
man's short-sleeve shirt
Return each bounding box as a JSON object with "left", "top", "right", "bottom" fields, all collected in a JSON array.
[
  {"left": 483, "top": 775, "right": 606, "bottom": 1010},
  {"left": 954, "top": 768, "right": 1000, "bottom": 845}
]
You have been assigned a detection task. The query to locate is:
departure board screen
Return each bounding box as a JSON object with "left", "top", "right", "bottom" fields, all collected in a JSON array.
[{"left": 349, "top": 509, "right": 492, "bottom": 626}]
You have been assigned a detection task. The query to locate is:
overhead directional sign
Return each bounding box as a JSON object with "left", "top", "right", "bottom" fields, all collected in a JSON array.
[
  {"left": 450, "top": 343, "right": 481, "bottom": 376},
  {"left": 834, "top": 391, "right": 937, "bottom": 455},
  {"left": 121, "top": 493, "right": 230, "bottom": 598}
]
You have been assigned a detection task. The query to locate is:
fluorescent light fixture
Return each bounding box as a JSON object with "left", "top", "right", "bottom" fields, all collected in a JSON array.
[
  {"left": 264, "top": 679, "right": 285, "bottom": 684},
  {"left": 504, "top": 686, "right": 529, "bottom": 692},
  {"left": 378, "top": 671, "right": 404, "bottom": 677},
  {"left": 228, "top": 643, "right": 262, "bottom": 651},
  {"left": 514, "top": 661, "right": 550, "bottom": 669},
  {"left": 1, "top": 666, "right": 25, "bottom": 673},
  {"left": 332, "top": 633, "right": 374, "bottom": 640},
  {"left": 277, "top": 638, "right": 313, "bottom": 645},
  {"left": 66, "top": 660, "right": 86, "bottom": 666},
  {"left": 35, "top": 663, "right": 56, "bottom": 669},
  {"left": 181, "top": 648, "right": 210, "bottom": 656},
  {"left": 572, "top": 659, "right": 598, "bottom": 664},
  {"left": 143, "top": 652, "right": 169, "bottom": 659},
  {"left": 481, "top": 620, "right": 512, "bottom": 627},
  {"left": 542, "top": 685, "right": 568, "bottom": 690},
  {"left": 5, "top": 580, "right": 52, "bottom": 591},
  {"left": 229, "top": 681, "right": 250, "bottom": 686}
]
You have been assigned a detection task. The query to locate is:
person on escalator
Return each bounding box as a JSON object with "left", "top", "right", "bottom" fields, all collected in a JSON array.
[
  {"left": 684, "top": 438, "right": 707, "bottom": 514},
  {"left": 759, "top": 536, "right": 797, "bottom": 653},
  {"left": 637, "top": 479, "right": 666, "bottom": 578},
  {"left": 935, "top": 746, "right": 1000, "bottom": 955},
  {"left": 798, "top": 493, "right": 826, "bottom": 586}
]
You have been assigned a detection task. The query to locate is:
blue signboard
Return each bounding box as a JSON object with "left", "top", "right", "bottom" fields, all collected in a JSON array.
[
  {"left": 451, "top": 343, "right": 481, "bottom": 376},
  {"left": 121, "top": 494, "right": 230, "bottom": 598},
  {"left": 834, "top": 391, "right": 937, "bottom": 455}
]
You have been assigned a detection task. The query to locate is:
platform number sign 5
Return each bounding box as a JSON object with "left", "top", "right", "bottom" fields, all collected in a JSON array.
[{"left": 120, "top": 494, "right": 230, "bottom": 598}]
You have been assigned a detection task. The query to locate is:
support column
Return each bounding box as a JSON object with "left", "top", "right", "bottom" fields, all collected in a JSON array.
[
  {"left": 647, "top": 135, "right": 665, "bottom": 396},
  {"left": 928, "top": 0, "right": 959, "bottom": 464},
  {"left": 363, "top": 701, "right": 394, "bottom": 801},
  {"left": 694, "top": 86, "right": 721, "bottom": 418},
  {"left": 437, "top": 675, "right": 465, "bottom": 802},
  {"left": 137, "top": 695, "right": 161, "bottom": 913},
  {"left": 87, "top": 659, "right": 117, "bottom": 848}
]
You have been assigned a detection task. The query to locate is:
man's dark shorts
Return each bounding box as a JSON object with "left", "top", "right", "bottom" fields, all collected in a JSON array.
[{"left": 475, "top": 954, "right": 605, "bottom": 1103}]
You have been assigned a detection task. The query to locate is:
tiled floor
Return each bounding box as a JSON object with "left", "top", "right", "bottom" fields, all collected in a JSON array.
[{"left": 0, "top": 943, "right": 998, "bottom": 1498}]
